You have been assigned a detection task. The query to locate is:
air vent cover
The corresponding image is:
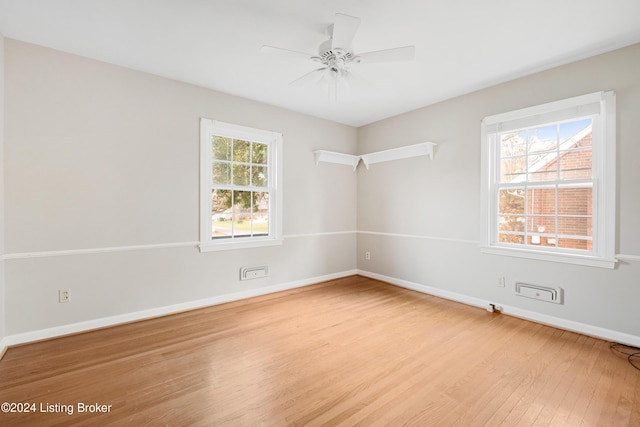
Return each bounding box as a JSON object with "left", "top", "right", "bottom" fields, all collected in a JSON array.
[
  {"left": 515, "top": 282, "right": 563, "bottom": 304},
  {"left": 240, "top": 266, "right": 268, "bottom": 281}
]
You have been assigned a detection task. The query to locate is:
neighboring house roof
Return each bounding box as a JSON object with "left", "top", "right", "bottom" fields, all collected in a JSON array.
[{"left": 511, "top": 124, "right": 592, "bottom": 183}]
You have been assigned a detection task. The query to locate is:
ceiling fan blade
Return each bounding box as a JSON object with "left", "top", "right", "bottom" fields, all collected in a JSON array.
[
  {"left": 261, "top": 45, "right": 313, "bottom": 60},
  {"left": 331, "top": 13, "right": 360, "bottom": 50},
  {"left": 289, "top": 67, "right": 326, "bottom": 86},
  {"left": 357, "top": 46, "right": 415, "bottom": 63}
]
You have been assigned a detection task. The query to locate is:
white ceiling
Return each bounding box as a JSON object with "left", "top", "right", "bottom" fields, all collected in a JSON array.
[{"left": 1, "top": 0, "right": 639, "bottom": 127}]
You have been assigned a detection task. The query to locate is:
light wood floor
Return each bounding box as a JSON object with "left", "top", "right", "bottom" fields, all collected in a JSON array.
[{"left": 1, "top": 275, "right": 638, "bottom": 426}]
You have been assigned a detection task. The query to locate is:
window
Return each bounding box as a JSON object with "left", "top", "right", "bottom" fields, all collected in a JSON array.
[
  {"left": 200, "top": 119, "right": 283, "bottom": 252},
  {"left": 480, "top": 91, "right": 616, "bottom": 268}
]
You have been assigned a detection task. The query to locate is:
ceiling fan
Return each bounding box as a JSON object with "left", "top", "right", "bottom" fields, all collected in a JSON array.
[{"left": 261, "top": 13, "right": 415, "bottom": 101}]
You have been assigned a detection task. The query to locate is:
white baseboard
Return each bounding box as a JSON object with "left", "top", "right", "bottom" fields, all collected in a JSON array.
[
  {"left": 0, "top": 270, "right": 357, "bottom": 353},
  {"left": 3, "top": 268, "right": 637, "bottom": 359},
  {"left": 358, "top": 269, "right": 640, "bottom": 348}
]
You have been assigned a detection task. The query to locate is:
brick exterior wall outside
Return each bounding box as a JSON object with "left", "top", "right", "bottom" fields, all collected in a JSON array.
[{"left": 527, "top": 132, "right": 592, "bottom": 250}]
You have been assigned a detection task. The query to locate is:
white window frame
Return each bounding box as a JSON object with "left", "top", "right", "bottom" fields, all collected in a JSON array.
[
  {"left": 200, "top": 118, "right": 283, "bottom": 252},
  {"left": 480, "top": 91, "right": 616, "bottom": 268}
]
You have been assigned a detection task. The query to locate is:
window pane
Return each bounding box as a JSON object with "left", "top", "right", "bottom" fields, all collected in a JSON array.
[
  {"left": 500, "top": 131, "right": 527, "bottom": 157},
  {"left": 527, "top": 124, "right": 558, "bottom": 155},
  {"left": 557, "top": 187, "right": 591, "bottom": 216},
  {"left": 528, "top": 164, "right": 557, "bottom": 182},
  {"left": 253, "top": 142, "right": 268, "bottom": 164},
  {"left": 212, "top": 136, "right": 231, "bottom": 161},
  {"left": 211, "top": 189, "right": 232, "bottom": 239},
  {"left": 211, "top": 189, "right": 231, "bottom": 214},
  {"left": 529, "top": 215, "right": 556, "bottom": 234},
  {"left": 233, "top": 164, "right": 250, "bottom": 186},
  {"left": 499, "top": 189, "right": 524, "bottom": 214},
  {"left": 528, "top": 154, "right": 557, "bottom": 182},
  {"left": 498, "top": 233, "right": 524, "bottom": 244},
  {"left": 233, "top": 139, "right": 251, "bottom": 163},
  {"left": 212, "top": 162, "right": 230, "bottom": 185},
  {"left": 500, "top": 157, "right": 526, "bottom": 183},
  {"left": 232, "top": 190, "right": 252, "bottom": 236},
  {"left": 559, "top": 119, "right": 592, "bottom": 180},
  {"left": 559, "top": 118, "right": 592, "bottom": 142},
  {"left": 498, "top": 216, "right": 524, "bottom": 232},
  {"left": 558, "top": 216, "right": 591, "bottom": 237},
  {"left": 557, "top": 187, "right": 592, "bottom": 243},
  {"left": 558, "top": 238, "right": 592, "bottom": 251},
  {"left": 559, "top": 147, "right": 591, "bottom": 180},
  {"left": 252, "top": 165, "right": 268, "bottom": 187},
  {"left": 527, "top": 187, "right": 556, "bottom": 216},
  {"left": 526, "top": 125, "right": 558, "bottom": 182},
  {"left": 252, "top": 192, "right": 269, "bottom": 236}
]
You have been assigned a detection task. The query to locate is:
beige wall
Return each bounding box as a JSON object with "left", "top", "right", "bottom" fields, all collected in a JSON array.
[
  {"left": 3, "top": 39, "right": 357, "bottom": 335},
  {"left": 357, "top": 44, "right": 640, "bottom": 339}
]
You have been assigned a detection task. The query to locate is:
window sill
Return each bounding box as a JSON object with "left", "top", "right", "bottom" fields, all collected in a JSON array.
[
  {"left": 480, "top": 245, "right": 617, "bottom": 269},
  {"left": 199, "top": 238, "right": 283, "bottom": 252}
]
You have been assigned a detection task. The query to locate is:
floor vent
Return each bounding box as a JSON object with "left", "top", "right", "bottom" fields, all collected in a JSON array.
[
  {"left": 240, "top": 266, "right": 268, "bottom": 281},
  {"left": 515, "top": 282, "right": 563, "bottom": 304}
]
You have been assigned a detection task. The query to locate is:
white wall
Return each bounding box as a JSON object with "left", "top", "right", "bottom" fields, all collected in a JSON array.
[
  {"left": 357, "top": 44, "right": 640, "bottom": 341},
  {"left": 3, "top": 40, "right": 357, "bottom": 336}
]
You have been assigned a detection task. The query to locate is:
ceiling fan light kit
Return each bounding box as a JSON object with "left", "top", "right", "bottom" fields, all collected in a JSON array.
[{"left": 262, "top": 12, "right": 415, "bottom": 100}]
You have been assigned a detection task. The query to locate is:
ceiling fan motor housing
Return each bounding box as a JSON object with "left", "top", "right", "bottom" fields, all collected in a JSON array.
[{"left": 318, "top": 38, "right": 358, "bottom": 69}]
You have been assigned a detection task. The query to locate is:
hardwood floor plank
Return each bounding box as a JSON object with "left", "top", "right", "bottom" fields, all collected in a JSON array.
[{"left": 0, "top": 275, "right": 638, "bottom": 426}]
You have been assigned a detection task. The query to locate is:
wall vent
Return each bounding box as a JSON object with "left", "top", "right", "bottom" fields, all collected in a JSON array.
[
  {"left": 240, "top": 266, "right": 268, "bottom": 281},
  {"left": 515, "top": 282, "right": 563, "bottom": 304}
]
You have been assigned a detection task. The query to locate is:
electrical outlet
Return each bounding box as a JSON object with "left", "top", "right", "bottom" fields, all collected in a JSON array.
[
  {"left": 365, "top": 251, "right": 371, "bottom": 260},
  {"left": 497, "top": 276, "right": 505, "bottom": 287},
  {"left": 58, "top": 289, "right": 71, "bottom": 303}
]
